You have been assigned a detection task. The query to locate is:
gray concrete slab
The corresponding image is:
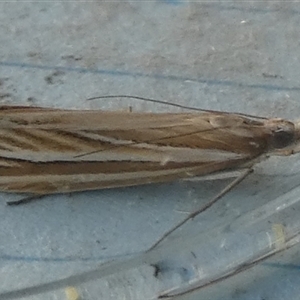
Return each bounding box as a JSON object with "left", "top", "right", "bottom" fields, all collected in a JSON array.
[{"left": 1, "top": 1, "right": 300, "bottom": 300}]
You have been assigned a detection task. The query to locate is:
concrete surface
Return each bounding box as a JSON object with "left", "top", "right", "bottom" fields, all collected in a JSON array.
[{"left": 1, "top": 1, "right": 300, "bottom": 300}]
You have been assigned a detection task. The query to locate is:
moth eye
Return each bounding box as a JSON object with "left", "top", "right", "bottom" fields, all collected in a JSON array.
[{"left": 271, "top": 128, "right": 295, "bottom": 149}]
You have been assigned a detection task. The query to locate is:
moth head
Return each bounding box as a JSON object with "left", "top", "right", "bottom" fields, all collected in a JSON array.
[{"left": 265, "top": 119, "right": 296, "bottom": 150}]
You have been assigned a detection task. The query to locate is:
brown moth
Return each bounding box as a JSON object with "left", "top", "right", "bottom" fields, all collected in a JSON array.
[
  {"left": 1, "top": 99, "right": 300, "bottom": 240},
  {"left": 0, "top": 104, "right": 298, "bottom": 195},
  {"left": 1, "top": 97, "right": 300, "bottom": 237},
  {"left": 1, "top": 97, "right": 300, "bottom": 299}
]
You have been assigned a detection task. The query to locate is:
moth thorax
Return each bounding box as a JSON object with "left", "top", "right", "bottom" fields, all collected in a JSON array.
[{"left": 266, "top": 119, "right": 295, "bottom": 149}]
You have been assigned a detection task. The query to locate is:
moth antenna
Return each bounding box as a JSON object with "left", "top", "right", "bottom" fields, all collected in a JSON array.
[
  {"left": 87, "top": 95, "right": 204, "bottom": 112},
  {"left": 86, "top": 95, "right": 268, "bottom": 120}
]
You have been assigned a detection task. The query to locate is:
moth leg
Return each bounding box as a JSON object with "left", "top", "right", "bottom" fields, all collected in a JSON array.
[
  {"left": 147, "top": 168, "right": 253, "bottom": 252},
  {"left": 275, "top": 149, "right": 295, "bottom": 156},
  {"left": 6, "top": 194, "right": 48, "bottom": 206}
]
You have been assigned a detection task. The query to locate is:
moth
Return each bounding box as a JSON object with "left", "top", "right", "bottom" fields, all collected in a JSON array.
[
  {"left": 1, "top": 96, "right": 300, "bottom": 299},
  {"left": 1, "top": 97, "right": 300, "bottom": 236},
  {"left": 1, "top": 98, "right": 298, "bottom": 193}
]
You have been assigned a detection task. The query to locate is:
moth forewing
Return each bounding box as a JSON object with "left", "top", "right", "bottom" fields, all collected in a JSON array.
[{"left": 0, "top": 108, "right": 258, "bottom": 194}]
